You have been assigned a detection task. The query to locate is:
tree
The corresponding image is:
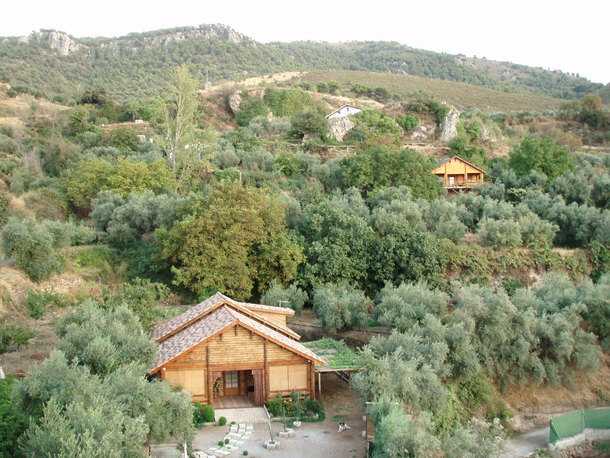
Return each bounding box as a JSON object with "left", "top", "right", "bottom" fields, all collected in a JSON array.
[
  {"left": 0, "top": 217, "right": 61, "bottom": 282},
  {"left": 13, "top": 303, "right": 194, "bottom": 453},
  {"left": 60, "top": 158, "right": 114, "bottom": 213},
  {"left": 107, "top": 158, "right": 175, "bottom": 196},
  {"left": 340, "top": 146, "right": 443, "bottom": 199},
  {"left": 376, "top": 282, "right": 449, "bottom": 331},
  {"left": 581, "top": 93, "right": 602, "bottom": 111},
  {"left": 312, "top": 283, "right": 371, "bottom": 333},
  {"left": 91, "top": 190, "right": 185, "bottom": 247},
  {"left": 374, "top": 408, "right": 441, "bottom": 458},
  {"left": 157, "top": 65, "right": 206, "bottom": 181},
  {"left": 290, "top": 109, "right": 329, "bottom": 140},
  {"left": 370, "top": 220, "right": 446, "bottom": 290},
  {"left": 55, "top": 302, "right": 156, "bottom": 376},
  {"left": 260, "top": 281, "right": 307, "bottom": 315},
  {"left": 22, "top": 398, "right": 148, "bottom": 458},
  {"left": 508, "top": 136, "right": 575, "bottom": 180},
  {"left": 297, "top": 190, "right": 374, "bottom": 288},
  {"left": 161, "top": 183, "right": 304, "bottom": 299},
  {"left": 0, "top": 377, "right": 29, "bottom": 457},
  {"left": 105, "top": 126, "right": 139, "bottom": 151}
]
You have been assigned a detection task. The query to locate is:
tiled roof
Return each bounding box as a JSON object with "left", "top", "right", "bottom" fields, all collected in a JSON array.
[
  {"left": 150, "top": 292, "right": 299, "bottom": 342},
  {"left": 149, "top": 305, "right": 324, "bottom": 373},
  {"left": 151, "top": 306, "right": 235, "bottom": 372},
  {"left": 237, "top": 301, "right": 295, "bottom": 315}
]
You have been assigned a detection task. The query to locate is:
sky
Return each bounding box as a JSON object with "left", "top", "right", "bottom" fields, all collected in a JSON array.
[{"left": 1, "top": 0, "right": 608, "bottom": 84}]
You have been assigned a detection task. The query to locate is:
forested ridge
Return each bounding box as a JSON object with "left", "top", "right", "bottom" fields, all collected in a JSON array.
[
  {"left": 0, "top": 24, "right": 604, "bottom": 101},
  {"left": 0, "top": 59, "right": 608, "bottom": 457}
]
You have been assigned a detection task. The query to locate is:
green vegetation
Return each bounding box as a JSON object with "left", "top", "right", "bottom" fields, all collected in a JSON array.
[
  {"left": 11, "top": 303, "right": 193, "bottom": 455},
  {"left": 0, "top": 27, "right": 600, "bottom": 102},
  {"left": 304, "top": 338, "right": 359, "bottom": 370},
  {"left": 0, "top": 58, "right": 607, "bottom": 457}
]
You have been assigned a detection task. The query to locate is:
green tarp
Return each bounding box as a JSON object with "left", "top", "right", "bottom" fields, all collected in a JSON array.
[{"left": 550, "top": 408, "right": 610, "bottom": 444}]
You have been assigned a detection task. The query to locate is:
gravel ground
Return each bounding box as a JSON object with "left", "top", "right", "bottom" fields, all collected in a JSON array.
[{"left": 193, "top": 373, "right": 367, "bottom": 458}]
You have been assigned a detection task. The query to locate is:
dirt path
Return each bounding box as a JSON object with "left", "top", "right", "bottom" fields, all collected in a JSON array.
[{"left": 500, "top": 427, "right": 549, "bottom": 457}]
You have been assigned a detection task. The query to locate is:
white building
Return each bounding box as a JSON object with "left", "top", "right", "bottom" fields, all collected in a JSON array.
[{"left": 325, "top": 104, "right": 362, "bottom": 120}]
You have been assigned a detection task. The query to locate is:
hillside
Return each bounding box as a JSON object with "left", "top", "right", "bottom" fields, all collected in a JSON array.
[
  {"left": 299, "top": 70, "right": 563, "bottom": 111},
  {"left": 0, "top": 25, "right": 603, "bottom": 101}
]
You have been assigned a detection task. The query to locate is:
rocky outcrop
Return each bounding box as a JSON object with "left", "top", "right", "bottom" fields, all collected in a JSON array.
[
  {"left": 328, "top": 116, "right": 355, "bottom": 140},
  {"left": 438, "top": 106, "right": 460, "bottom": 142},
  {"left": 410, "top": 123, "right": 435, "bottom": 141},
  {"left": 26, "top": 31, "right": 86, "bottom": 56},
  {"left": 227, "top": 91, "right": 243, "bottom": 114},
  {"left": 100, "top": 24, "right": 251, "bottom": 52}
]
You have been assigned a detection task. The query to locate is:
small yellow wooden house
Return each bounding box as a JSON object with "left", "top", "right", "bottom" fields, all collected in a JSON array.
[
  {"left": 148, "top": 293, "right": 324, "bottom": 407},
  {"left": 431, "top": 156, "right": 486, "bottom": 190}
]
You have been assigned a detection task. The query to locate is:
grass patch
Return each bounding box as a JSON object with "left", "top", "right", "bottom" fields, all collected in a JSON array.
[
  {"left": 304, "top": 338, "right": 360, "bottom": 370},
  {"left": 302, "top": 70, "right": 562, "bottom": 111}
]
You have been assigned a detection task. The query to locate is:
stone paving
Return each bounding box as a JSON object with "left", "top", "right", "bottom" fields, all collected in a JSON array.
[
  {"left": 215, "top": 407, "right": 268, "bottom": 424},
  {"left": 194, "top": 423, "right": 253, "bottom": 458}
]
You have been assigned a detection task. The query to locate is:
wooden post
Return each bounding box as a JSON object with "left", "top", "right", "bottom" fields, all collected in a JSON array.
[
  {"left": 206, "top": 346, "right": 213, "bottom": 406},
  {"left": 318, "top": 371, "right": 322, "bottom": 399},
  {"left": 263, "top": 340, "right": 269, "bottom": 403}
]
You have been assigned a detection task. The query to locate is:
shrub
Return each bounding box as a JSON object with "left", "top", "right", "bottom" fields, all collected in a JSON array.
[
  {"left": 0, "top": 319, "right": 35, "bottom": 354},
  {"left": 267, "top": 395, "right": 283, "bottom": 417},
  {"left": 218, "top": 441, "right": 224, "bottom": 446},
  {"left": 224, "top": 438, "right": 230, "bottom": 444},
  {"left": 304, "top": 399, "right": 324, "bottom": 416},
  {"left": 0, "top": 191, "right": 11, "bottom": 226},
  {"left": 243, "top": 451, "right": 249, "bottom": 456},
  {"left": 202, "top": 404, "right": 215, "bottom": 423},
  {"left": 396, "top": 114, "right": 419, "bottom": 131},
  {"left": 218, "top": 416, "right": 227, "bottom": 426}
]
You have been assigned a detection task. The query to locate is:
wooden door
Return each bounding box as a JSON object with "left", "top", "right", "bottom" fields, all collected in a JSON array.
[{"left": 224, "top": 371, "right": 239, "bottom": 396}]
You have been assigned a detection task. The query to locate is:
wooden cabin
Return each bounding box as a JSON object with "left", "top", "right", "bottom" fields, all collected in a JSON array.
[
  {"left": 431, "top": 156, "right": 486, "bottom": 190},
  {"left": 148, "top": 293, "right": 324, "bottom": 407}
]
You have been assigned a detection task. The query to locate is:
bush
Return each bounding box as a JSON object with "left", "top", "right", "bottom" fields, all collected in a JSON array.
[
  {"left": 0, "top": 319, "right": 35, "bottom": 354},
  {"left": 202, "top": 404, "right": 215, "bottom": 423},
  {"left": 0, "top": 191, "right": 11, "bottom": 226},
  {"left": 304, "top": 399, "right": 324, "bottom": 416},
  {"left": 243, "top": 451, "right": 249, "bottom": 456},
  {"left": 396, "top": 114, "right": 419, "bottom": 131},
  {"left": 267, "top": 394, "right": 283, "bottom": 416},
  {"left": 218, "top": 416, "right": 227, "bottom": 426}
]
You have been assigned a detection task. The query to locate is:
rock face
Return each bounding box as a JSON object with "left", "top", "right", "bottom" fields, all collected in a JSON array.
[
  {"left": 101, "top": 24, "right": 251, "bottom": 51},
  {"left": 438, "top": 106, "right": 460, "bottom": 142},
  {"left": 328, "top": 116, "right": 355, "bottom": 140},
  {"left": 227, "top": 91, "right": 243, "bottom": 114},
  {"left": 27, "top": 31, "right": 86, "bottom": 56},
  {"left": 410, "top": 123, "right": 435, "bottom": 141}
]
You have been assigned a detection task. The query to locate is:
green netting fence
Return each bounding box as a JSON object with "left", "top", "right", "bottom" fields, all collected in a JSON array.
[{"left": 550, "top": 408, "right": 610, "bottom": 444}]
